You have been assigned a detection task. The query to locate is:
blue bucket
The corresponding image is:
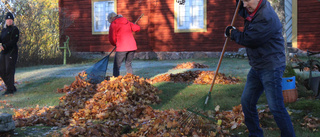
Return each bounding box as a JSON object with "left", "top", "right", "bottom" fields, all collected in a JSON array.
[{"left": 282, "top": 76, "right": 296, "bottom": 90}]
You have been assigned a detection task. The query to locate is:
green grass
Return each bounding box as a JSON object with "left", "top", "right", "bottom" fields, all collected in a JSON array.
[
  {"left": 1, "top": 57, "right": 320, "bottom": 136},
  {"left": 0, "top": 77, "right": 74, "bottom": 114},
  {"left": 152, "top": 82, "right": 245, "bottom": 110},
  {"left": 13, "top": 126, "right": 61, "bottom": 137}
]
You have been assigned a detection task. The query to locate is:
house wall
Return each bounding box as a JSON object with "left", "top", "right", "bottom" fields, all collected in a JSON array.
[
  {"left": 147, "top": 0, "right": 243, "bottom": 52},
  {"left": 297, "top": 0, "right": 320, "bottom": 51},
  {"left": 59, "top": 0, "right": 243, "bottom": 53}
]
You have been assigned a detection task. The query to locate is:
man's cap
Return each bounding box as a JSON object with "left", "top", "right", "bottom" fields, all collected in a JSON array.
[{"left": 5, "top": 12, "right": 14, "bottom": 21}]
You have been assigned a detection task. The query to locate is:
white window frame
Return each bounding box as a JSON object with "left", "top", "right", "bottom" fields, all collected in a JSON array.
[
  {"left": 174, "top": 0, "right": 207, "bottom": 33},
  {"left": 92, "top": 0, "right": 117, "bottom": 35}
]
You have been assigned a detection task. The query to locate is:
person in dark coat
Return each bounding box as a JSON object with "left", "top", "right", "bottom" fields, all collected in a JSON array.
[
  {"left": 108, "top": 12, "right": 140, "bottom": 77},
  {"left": 0, "top": 12, "right": 19, "bottom": 95},
  {"left": 225, "top": 0, "right": 295, "bottom": 136}
]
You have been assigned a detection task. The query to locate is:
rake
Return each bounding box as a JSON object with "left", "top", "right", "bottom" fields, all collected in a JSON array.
[
  {"left": 134, "top": 13, "right": 144, "bottom": 24},
  {"left": 82, "top": 47, "right": 116, "bottom": 84},
  {"left": 181, "top": 0, "right": 242, "bottom": 125}
]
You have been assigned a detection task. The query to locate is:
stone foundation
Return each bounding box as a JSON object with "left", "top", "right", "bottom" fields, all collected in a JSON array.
[
  {"left": 74, "top": 47, "right": 308, "bottom": 60},
  {"left": 134, "top": 51, "right": 223, "bottom": 60},
  {"left": 74, "top": 48, "right": 248, "bottom": 60},
  {"left": 0, "top": 113, "right": 15, "bottom": 133}
]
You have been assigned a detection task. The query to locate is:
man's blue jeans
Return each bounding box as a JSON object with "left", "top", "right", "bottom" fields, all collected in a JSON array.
[{"left": 241, "top": 66, "right": 295, "bottom": 137}]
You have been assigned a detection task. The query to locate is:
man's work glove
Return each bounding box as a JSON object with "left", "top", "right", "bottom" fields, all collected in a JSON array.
[{"left": 225, "top": 26, "right": 236, "bottom": 38}]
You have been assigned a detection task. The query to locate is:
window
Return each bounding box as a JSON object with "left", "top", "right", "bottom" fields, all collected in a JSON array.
[
  {"left": 174, "top": 0, "right": 207, "bottom": 33},
  {"left": 92, "top": 0, "right": 117, "bottom": 35}
]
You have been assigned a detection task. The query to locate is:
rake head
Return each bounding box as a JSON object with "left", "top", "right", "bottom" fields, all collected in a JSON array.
[{"left": 178, "top": 94, "right": 216, "bottom": 127}]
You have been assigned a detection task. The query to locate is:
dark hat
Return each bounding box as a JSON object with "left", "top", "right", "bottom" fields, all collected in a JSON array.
[{"left": 5, "top": 12, "right": 14, "bottom": 21}]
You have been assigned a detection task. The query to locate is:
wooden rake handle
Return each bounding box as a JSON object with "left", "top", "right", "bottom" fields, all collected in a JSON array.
[
  {"left": 205, "top": 0, "right": 242, "bottom": 104},
  {"left": 134, "top": 13, "right": 144, "bottom": 24}
]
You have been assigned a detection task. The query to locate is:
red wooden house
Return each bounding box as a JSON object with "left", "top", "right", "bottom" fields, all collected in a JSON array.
[
  {"left": 294, "top": 0, "right": 320, "bottom": 51},
  {"left": 58, "top": 0, "right": 242, "bottom": 54},
  {"left": 58, "top": 0, "right": 320, "bottom": 55}
]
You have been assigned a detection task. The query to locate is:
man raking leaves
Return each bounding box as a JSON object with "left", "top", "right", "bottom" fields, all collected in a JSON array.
[{"left": 225, "top": 0, "right": 295, "bottom": 136}]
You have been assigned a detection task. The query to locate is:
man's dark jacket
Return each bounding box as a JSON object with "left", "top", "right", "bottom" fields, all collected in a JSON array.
[
  {"left": 0, "top": 26, "right": 19, "bottom": 54},
  {"left": 230, "top": 0, "right": 285, "bottom": 69}
]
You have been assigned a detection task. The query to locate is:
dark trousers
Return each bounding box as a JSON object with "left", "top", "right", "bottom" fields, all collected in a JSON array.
[
  {"left": 113, "top": 51, "right": 135, "bottom": 77},
  {"left": 0, "top": 51, "right": 18, "bottom": 92}
]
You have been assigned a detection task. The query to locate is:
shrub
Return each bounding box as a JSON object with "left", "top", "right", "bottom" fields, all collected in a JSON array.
[{"left": 283, "top": 65, "right": 297, "bottom": 77}]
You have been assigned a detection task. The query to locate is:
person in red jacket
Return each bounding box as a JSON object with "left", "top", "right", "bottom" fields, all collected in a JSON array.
[{"left": 108, "top": 12, "right": 141, "bottom": 77}]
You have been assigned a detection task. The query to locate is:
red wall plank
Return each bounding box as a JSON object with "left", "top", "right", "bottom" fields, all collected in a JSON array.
[{"left": 297, "top": 0, "right": 320, "bottom": 51}]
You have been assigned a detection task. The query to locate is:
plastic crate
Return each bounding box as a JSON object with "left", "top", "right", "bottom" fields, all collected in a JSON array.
[{"left": 282, "top": 76, "right": 295, "bottom": 90}]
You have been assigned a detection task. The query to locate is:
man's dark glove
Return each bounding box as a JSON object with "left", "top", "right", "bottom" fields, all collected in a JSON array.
[{"left": 225, "top": 26, "right": 236, "bottom": 38}]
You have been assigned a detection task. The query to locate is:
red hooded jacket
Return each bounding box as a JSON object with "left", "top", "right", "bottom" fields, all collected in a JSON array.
[{"left": 109, "top": 17, "right": 140, "bottom": 52}]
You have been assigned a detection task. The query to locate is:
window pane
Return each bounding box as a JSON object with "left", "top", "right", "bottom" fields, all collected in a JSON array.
[
  {"left": 178, "top": 5, "right": 186, "bottom": 27},
  {"left": 93, "top": 0, "right": 115, "bottom": 33},
  {"left": 106, "top": 2, "right": 114, "bottom": 30},
  {"left": 94, "top": 2, "right": 105, "bottom": 31},
  {"left": 177, "top": 0, "right": 205, "bottom": 30}
]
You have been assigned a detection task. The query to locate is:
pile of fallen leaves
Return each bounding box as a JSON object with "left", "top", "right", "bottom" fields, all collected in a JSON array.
[
  {"left": 14, "top": 73, "right": 161, "bottom": 127},
  {"left": 120, "top": 104, "right": 247, "bottom": 136},
  {"left": 8, "top": 69, "right": 320, "bottom": 137},
  {"left": 56, "top": 71, "right": 93, "bottom": 93},
  {"left": 301, "top": 115, "right": 320, "bottom": 132},
  {"left": 215, "top": 105, "right": 245, "bottom": 133},
  {"left": 14, "top": 72, "right": 96, "bottom": 127},
  {"left": 11, "top": 73, "right": 246, "bottom": 136},
  {"left": 148, "top": 70, "right": 240, "bottom": 84},
  {"left": 173, "top": 62, "right": 209, "bottom": 69},
  {"left": 0, "top": 100, "right": 14, "bottom": 109},
  {"left": 14, "top": 72, "right": 319, "bottom": 136},
  {"left": 61, "top": 74, "right": 163, "bottom": 136}
]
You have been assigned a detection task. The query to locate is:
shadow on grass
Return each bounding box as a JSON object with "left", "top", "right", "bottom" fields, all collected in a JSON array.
[
  {"left": 0, "top": 77, "right": 74, "bottom": 113},
  {"left": 132, "top": 61, "right": 191, "bottom": 110},
  {"left": 150, "top": 82, "right": 191, "bottom": 110},
  {"left": 131, "top": 58, "right": 247, "bottom": 111},
  {"left": 150, "top": 81, "right": 245, "bottom": 111},
  {"left": 133, "top": 61, "right": 210, "bottom": 110}
]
